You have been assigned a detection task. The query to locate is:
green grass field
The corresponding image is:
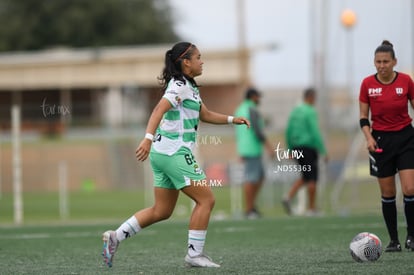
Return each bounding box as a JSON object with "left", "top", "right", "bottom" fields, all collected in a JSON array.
[
  {"left": 0, "top": 181, "right": 383, "bottom": 224},
  {"left": 0, "top": 188, "right": 411, "bottom": 274},
  {"left": 1, "top": 215, "right": 413, "bottom": 274}
]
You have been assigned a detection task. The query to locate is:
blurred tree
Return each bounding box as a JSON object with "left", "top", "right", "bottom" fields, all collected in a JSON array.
[{"left": 0, "top": 0, "right": 179, "bottom": 52}]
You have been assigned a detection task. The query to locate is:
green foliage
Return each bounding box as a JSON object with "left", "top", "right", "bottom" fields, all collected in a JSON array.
[{"left": 0, "top": 0, "right": 179, "bottom": 52}]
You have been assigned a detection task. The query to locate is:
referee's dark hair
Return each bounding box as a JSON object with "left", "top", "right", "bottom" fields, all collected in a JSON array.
[
  {"left": 303, "top": 87, "right": 316, "bottom": 100},
  {"left": 375, "top": 40, "right": 395, "bottom": 59}
]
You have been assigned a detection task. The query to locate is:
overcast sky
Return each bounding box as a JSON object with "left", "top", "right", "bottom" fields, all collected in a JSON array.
[{"left": 168, "top": 0, "right": 413, "bottom": 91}]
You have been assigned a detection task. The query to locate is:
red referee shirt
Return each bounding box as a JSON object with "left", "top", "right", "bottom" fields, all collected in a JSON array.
[{"left": 359, "top": 72, "right": 414, "bottom": 131}]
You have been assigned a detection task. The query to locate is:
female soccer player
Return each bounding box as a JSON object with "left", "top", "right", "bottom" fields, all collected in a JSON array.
[
  {"left": 102, "top": 42, "right": 250, "bottom": 268},
  {"left": 359, "top": 40, "right": 414, "bottom": 252}
]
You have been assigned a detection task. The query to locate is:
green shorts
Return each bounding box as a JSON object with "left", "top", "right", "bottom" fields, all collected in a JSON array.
[{"left": 150, "top": 147, "right": 206, "bottom": 190}]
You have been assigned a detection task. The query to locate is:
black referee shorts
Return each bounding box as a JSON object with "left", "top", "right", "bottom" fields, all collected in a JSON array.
[
  {"left": 370, "top": 125, "right": 414, "bottom": 178},
  {"left": 293, "top": 146, "right": 319, "bottom": 182}
]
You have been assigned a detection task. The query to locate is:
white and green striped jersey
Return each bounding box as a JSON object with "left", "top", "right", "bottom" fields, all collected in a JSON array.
[{"left": 152, "top": 77, "right": 202, "bottom": 156}]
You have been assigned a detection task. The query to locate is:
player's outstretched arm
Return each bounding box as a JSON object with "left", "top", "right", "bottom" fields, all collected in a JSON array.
[{"left": 199, "top": 103, "right": 250, "bottom": 127}]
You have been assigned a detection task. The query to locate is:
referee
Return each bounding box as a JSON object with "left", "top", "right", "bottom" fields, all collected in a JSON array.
[{"left": 359, "top": 40, "right": 414, "bottom": 252}]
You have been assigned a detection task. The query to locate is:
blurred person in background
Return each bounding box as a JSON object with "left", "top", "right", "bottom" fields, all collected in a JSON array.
[
  {"left": 282, "top": 88, "right": 327, "bottom": 216},
  {"left": 101, "top": 42, "right": 250, "bottom": 268},
  {"left": 359, "top": 40, "right": 414, "bottom": 252},
  {"left": 235, "top": 88, "right": 275, "bottom": 219}
]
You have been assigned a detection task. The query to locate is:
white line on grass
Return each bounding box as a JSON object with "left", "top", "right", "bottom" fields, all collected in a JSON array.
[{"left": 0, "top": 229, "right": 157, "bottom": 240}]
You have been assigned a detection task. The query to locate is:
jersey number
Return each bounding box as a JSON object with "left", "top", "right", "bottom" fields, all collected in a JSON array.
[{"left": 184, "top": 153, "right": 196, "bottom": 165}]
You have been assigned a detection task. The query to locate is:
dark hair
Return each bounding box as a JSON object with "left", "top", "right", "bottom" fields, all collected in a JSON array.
[
  {"left": 245, "top": 88, "right": 261, "bottom": 99},
  {"left": 374, "top": 40, "right": 395, "bottom": 59},
  {"left": 303, "top": 87, "right": 316, "bottom": 99},
  {"left": 158, "top": 42, "right": 198, "bottom": 89}
]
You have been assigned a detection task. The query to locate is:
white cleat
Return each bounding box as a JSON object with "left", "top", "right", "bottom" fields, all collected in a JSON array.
[
  {"left": 185, "top": 253, "right": 220, "bottom": 268},
  {"left": 102, "top": 230, "right": 119, "bottom": 268}
]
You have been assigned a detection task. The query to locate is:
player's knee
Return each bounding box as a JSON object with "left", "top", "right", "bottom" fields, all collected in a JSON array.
[
  {"left": 196, "top": 195, "right": 215, "bottom": 210},
  {"left": 205, "top": 195, "right": 216, "bottom": 210},
  {"left": 402, "top": 185, "right": 414, "bottom": 196}
]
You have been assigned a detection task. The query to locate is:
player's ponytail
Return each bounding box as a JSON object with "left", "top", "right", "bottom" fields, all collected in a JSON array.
[
  {"left": 374, "top": 40, "right": 395, "bottom": 59},
  {"left": 381, "top": 40, "right": 393, "bottom": 48},
  {"left": 159, "top": 42, "right": 198, "bottom": 90}
]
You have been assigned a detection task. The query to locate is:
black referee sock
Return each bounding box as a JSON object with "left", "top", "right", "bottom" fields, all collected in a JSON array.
[
  {"left": 404, "top": 195, "right": 414, "bottom": 237},
  {"left": 382, "top": 196, "right": 399, "bottom": 242}
]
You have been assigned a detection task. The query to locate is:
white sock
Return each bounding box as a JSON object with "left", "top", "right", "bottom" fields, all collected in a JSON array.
[
  {"left": 188, "top": 230, "right": 207, "bottom": 257},
  {"left": 115, "top": 215, "right": 141, "bottom": 242}
]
